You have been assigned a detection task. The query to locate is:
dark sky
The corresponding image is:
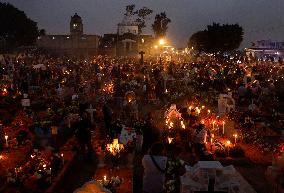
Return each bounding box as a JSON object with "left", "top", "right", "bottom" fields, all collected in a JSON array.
[{"left": 2, "top": 0, "right": 284, "bottom": 48}]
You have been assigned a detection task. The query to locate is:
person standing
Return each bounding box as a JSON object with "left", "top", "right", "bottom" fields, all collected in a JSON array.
[
  {"left": 102, "top": 102, "right": 113, "bottom": 137},
  {"left": 142, "top": 143, "right": 167, "bottom": 193},
  {"left": 75, "top": 111, "right": 93, "bottom": 162}
]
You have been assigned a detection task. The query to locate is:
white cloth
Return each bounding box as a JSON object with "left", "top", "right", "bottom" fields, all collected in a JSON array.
[
  {"left": 142, "top": 155, "right": 167, "bottom": 193},
  {"left": 119, "top": 127, "right": 136, "bottom": 145}
]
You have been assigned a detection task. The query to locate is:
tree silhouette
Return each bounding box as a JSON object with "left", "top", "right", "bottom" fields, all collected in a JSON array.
[
  {"left": 0, "top": 2, "right": 39, "bottom": 48},
  {"left": 124, "top": 4, "right": 153, "bottom": 34},
  {"left": 152, "top": 12, "right": 171, "bottom": 38},
  {"left": 188, "top": 23, "right": 244, "bottom": 53}
]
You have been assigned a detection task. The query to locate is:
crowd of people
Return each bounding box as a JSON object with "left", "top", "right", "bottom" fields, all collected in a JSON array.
[{"left": 0, "top": 48, "right": 284, "bottom": 192}]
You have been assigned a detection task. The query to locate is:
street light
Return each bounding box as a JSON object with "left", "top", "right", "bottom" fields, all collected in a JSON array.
[{"left": 159, "top": 38, "right": 165, "bottom": 46}]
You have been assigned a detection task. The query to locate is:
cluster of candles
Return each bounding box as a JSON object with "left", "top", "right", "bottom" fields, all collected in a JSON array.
[
  {"left": 102, "top": 82, "right": 114, "bottom": 94},
  {"left": 188, "top": 105, "right": 208, "bottom": 115},
  {"left": 106, "top": 139, "right": 124, "bottom": 156}
]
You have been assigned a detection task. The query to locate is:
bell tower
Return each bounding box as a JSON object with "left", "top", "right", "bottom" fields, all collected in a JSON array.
[{"left": 70, "top": 13, "right": 83, "bottom": 36}]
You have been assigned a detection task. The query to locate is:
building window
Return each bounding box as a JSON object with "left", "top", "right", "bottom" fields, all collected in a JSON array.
[{"left": 73, "top": 23, "right": 78, "bottom": 28}]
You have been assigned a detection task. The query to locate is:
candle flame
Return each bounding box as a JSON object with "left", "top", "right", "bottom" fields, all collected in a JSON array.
[
  {"left": 107, "top": 139, "right": 124, "bottom": 156},
  {"left": 168, "top": 137, "right": 173, "bottom": 144}
]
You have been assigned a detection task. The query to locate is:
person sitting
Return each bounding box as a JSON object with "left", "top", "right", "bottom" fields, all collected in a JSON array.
[{"left": 142, "top": 142, "right": 167, "bottom": 193}]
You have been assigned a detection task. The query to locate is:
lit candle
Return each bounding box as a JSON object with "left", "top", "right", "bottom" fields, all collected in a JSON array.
[
  {"left": 168, "top": 137, "right": 173, "bottom": 144},
  {"left": 15, "top": 168, "right": 17, "bottom": 178},
  {"left": 4, "top": 135, "right": 8, "bottom": 147},
  {"left": 226, "top": 140, "right": 231, "bottom": 146},
  {"left": 50, "top": 168, "right": 52, "bottom": 183},
  {"left": 207, "top": 109, "right": 211, "bottom": 114},
  {"left": 233, "top": 134, "right": 238, "bottom": 144},
  {"left": 212, "top": 121, "right": 216, "bottom": 130},
  {"left": 181, "top": 121, "right": 185, "bottom": 129},
  {"left": 104, "top": 175, "right": 107, "bottom": 182},
  {"left": 222, "top": 121, "right": 225, "bottom": 135},
  {"left": 61, "top": 153, "right": 64, "bottom": 165},
  {"left": 226, "top": 140, "right": 231, "bottom": 156}
]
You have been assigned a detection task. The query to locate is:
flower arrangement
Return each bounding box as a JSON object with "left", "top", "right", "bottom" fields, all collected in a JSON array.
[
  {"left": 5, "top": 149, "right": 64, "bottom": 191},
  {"left": 101, "top": 176, "right": 123, "bottom": 193}
]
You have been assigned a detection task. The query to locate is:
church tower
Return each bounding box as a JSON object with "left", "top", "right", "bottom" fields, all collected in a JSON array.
[{"left": 70, "top": 13, "right": 83, "bottom": 36}]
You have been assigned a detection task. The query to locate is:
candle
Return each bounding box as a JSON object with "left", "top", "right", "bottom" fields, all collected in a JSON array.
[
  {"left": 181, "top": 121, "right": 185, "bottom": 129},
  {"left": 222, "top": 121, "right": 225, "bottom": 135},
  {"left": 4, "top": 135, "right": 8, "bottom": 147},
  {"left": 61, "top": 153, "right": 64, "bottom": 165},
  {"left": 226, "top": 140, "right": 231, "bottom": 156},
  {"left": 207, "top": 109, "right": 211, "bottom": 114},
  {"left": 104, "top": 175, "right": 107, "bottom": 182},
  {"left": 212, "top": 121, "right": 216, "bottom": 130},
  {"left": 15, "top": 168, "right": 17, "bottom": 178},
  {"left": 168, "top": 137, "right": 173, "bottom": 144},
  {"left": 50, "top": 168, "right": 52, "bottom": 183},
  {"left": 233, "top": 134, "right": 238, "bottom": 144},
  {"left": 226, "top": 140, "right": 231, "bottom": 146}
]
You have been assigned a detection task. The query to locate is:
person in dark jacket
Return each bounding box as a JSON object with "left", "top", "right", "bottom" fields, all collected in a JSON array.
[
  {"left": 75, "top": 111, "right": 93, "bottom": 162},
  {"left": 102, "top": 102, "right": 113, "bottom": 137}
]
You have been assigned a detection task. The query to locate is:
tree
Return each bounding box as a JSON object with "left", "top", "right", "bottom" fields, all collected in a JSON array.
[
  {"left": 0, "top": 3, "right": 39, "bottom": 47},
  {"left": 188, "top": 23, "right": 244, "bottom": 53},
  {"left": 152, "top": 12, "right": 171, "bottom": 38},
  {"left": 39, "top": 29, "right": 46, "bottom": 36},
  {"left": 124, "top": 4, "right": 153, "bottom": 34}
]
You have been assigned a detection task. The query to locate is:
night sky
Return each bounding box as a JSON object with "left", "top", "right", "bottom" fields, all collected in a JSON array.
[{"left": 1, "top": 0, "right": 284, "bottom": 48}]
